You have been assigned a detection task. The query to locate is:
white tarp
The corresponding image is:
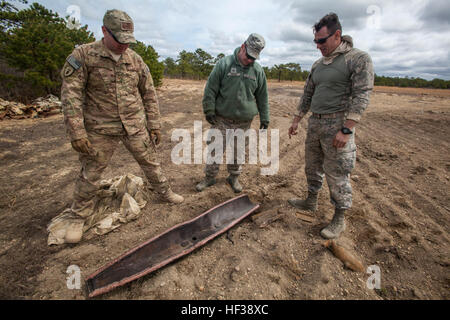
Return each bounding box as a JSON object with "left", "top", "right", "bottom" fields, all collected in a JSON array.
[{"left": 47, "top": 174, "right": 147, "bottom": 245}]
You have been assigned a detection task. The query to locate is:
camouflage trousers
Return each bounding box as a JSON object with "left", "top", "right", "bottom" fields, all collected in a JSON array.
[
  {"left": 204, "top": 116, "right": 252, "bottom": 177},
  {"left": 305, "top": 114, "right": 356, "bottom": 210},
  {"left": 71, "top": 129, "right": 169, "bottom": 218}
]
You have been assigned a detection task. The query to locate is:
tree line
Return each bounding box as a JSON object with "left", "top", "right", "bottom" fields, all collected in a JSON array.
[
  {"left": 375, "top": 75, "right": 450, "bottom": 89},
  {"left": 0, "top": 1, "right": 448, "bottom": 102},
  {"left": 163, "top": 49, "right": 224, "bottom": 80},
  {"left": 263, "top": 64, "right": 310, "bottom": 82},
  {"left": 163, "top": 51, "right": 450, "bottom": 88},
  {"left": 163, "top": 51, "right": 310, "bottom": 82}
]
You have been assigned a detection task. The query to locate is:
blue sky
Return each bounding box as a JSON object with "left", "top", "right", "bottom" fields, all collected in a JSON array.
[{"left": 18, "top": 0, "right": 450, "bottom": 80}]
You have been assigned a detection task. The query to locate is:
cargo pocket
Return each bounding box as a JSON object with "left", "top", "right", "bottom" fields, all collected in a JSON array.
[
  {"left": 335, "top": 137, "right": 356, "bottom": 174},
  {"left": 339, "top": 149, "right": 356, "bottom": 175}
]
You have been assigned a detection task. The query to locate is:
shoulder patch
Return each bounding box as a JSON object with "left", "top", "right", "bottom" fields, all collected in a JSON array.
[
  {"left": 67, "top": 55, "right": 82, "bottom": 70},
  {"left": 63, "top": 65, "right": 75, "bottom": 77}
]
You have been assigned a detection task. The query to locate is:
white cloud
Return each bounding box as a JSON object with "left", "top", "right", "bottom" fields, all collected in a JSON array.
[{"left": 24, "top": 0, "right": 450, "bottom": 79}]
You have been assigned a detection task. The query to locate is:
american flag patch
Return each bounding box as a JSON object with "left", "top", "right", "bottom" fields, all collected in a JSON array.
[{"left": 121, "top": 22, "right": 134, "bottom": 31}]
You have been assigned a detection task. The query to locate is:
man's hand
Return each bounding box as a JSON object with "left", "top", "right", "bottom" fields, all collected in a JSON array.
[
  {"left": 333, "top": 119, "right": 356, "bottom": 148},
  {"left": 288, "top": 115, "right": 302, "bottom": 139},
  {"left": 150, "top": 129, "right": 161, "bottom": 145},
  {"left": 260, "top": 122, "right": 269, "bottom": 130},
  {"left": 332, "top": 131, "right": 351, "bottom": 148},
  {"left": 71, "top": 138, "right": 96, "bottom": 156},
  {"left": 206, "top": 114, "right": 217, "bottom": 125}
]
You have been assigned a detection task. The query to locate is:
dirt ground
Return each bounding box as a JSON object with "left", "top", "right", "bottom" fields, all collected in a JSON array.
[{"left": 0, "top": 78, "right": 449, "bottom": 300}]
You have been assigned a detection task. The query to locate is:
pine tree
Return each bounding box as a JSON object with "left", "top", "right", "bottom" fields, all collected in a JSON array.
[
  {"left": 0, "top": 1, "right": 94, "bottom": 99},
  {"left": 130, "top": 40, "right": 164, "bottom": 87}
]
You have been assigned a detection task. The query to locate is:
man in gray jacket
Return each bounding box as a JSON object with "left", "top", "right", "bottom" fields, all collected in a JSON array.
[{"left": 288, "top": 13, "right": 374, "bottom": 239}]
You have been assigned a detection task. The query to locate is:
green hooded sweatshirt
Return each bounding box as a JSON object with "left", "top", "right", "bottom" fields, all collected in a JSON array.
[{"left": 202, "top": 47, "right": 269, "bottom": 124}]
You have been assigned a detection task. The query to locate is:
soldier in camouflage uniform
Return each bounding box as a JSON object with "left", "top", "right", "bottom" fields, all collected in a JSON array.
[
  {"left": 288, "top": 13, "right": 374, "bottom": 239},
  {"left": 196, "top": 34, "right": 269, "bottom": 193},
  {"left": 60, "top": 10, "right": 183, "bottom": 240}
]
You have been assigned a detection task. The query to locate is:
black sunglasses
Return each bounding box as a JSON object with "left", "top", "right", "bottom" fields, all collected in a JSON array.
[
  {"left": 245, "top": 44, "right": 255, "bottom": 61},
  {"left": 313, "top": 31, "right": 336, "bottom": 44},
  {"left": 105, "top": 27, "right": 126, "bottom": 45}
]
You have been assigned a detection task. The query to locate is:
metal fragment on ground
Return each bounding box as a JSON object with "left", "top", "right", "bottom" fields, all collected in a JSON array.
[{"left": 85, "top": 194, "right": 259, "bottom": 298}]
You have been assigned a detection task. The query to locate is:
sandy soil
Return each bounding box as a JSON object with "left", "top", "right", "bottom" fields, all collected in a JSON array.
[{"left": 0, "top": 79, "right": 449, "bottom": 300}]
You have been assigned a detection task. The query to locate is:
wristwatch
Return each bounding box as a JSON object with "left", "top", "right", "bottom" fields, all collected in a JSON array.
[{"left": 341, "top": 127, "right": 353, "bottom": 135}]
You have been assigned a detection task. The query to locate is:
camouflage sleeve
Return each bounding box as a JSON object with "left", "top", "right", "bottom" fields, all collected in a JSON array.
[
  {"left": 296, "top": 62, "right": 317, "bottom": 117},
  {"left": 138, "top": 58, "right": 161, "bottom": 130},
  {"left": 61, "top": 47, "right": 88, "bottom": 141},
  {"left": 347, "top": 52, "right": 374, "bottom": 122}
]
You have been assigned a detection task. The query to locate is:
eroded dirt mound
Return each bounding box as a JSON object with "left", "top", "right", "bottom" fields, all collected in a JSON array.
[
  {"left": 0, "top": 95, "right": 62, "bottom": 120},
  {"left": 0, "top": 79, "right": 448, "bottom": 299}
]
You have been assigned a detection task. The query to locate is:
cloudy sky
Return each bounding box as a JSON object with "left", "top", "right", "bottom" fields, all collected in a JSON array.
[{"left": 20, "top": 0, "right": 450, "bottom": 80}]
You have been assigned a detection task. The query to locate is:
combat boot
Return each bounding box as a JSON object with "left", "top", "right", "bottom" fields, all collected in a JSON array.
[
  {"left": 226, "top": 174, "right": 242, "bottom": 193},
  {"left": 195, "top": 177, "right": 217, "bottom": 192},
  {"left": 47, "top": 209, "right": 85, "bottom": 245},
  {"left": 288, "top": 192, "right": 318, "bottom": 212},
  {"left": 320, "top": 208, "right": 346, "bottom": 239},
  {"left": 160, "top": 189, "right": 184, "bottom": 204}
]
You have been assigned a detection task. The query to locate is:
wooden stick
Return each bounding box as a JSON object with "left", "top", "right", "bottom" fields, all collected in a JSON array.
[
  {"left": 251, "top": 210, "right": 284, "bottom": 228},
  {"left": 323, "top": 240, "right": 365, "bottom": 272}
]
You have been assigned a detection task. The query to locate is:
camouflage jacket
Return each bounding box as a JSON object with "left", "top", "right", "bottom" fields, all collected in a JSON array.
[
  {"left": 61, "top": 40, "right": 160, "bottom": 141},
  {"left": 297, "top": 36, "right": 374, "bottom": 122}
]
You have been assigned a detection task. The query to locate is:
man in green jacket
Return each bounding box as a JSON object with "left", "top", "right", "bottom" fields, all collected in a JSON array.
[{"left": 196, "top": 33, "right": 269, "bottom": 193}]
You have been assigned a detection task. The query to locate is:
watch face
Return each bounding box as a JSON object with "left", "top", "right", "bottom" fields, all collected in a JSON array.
[{"left": 341, "top": 127, "right": 352, "bottom": 134}]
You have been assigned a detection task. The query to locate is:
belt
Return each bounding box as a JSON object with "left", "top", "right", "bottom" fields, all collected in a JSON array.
[
  {"left": 216, "top": 115, "right": 250, "bottom": 124},
  {"left": 311, "top": 111, "right": 347, "bottom": 119}
]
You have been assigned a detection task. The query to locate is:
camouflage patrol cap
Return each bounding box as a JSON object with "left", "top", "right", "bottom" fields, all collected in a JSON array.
[
  {"left": 103, "top": 9, "right": 136, "bottom": 44},
  {"left": 245, "top": 33, "right": 265, "bottom": 60}
]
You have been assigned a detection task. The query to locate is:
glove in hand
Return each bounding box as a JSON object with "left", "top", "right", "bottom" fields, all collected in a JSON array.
[
  {"left": 206, "top": 114, "right": 217, "bottom": 125},
  {"left": 150, "top": 129, "right": 161, "bottom": 145},
  {"left": 71, "top": 138, "right": 96, "bottom": 156}
]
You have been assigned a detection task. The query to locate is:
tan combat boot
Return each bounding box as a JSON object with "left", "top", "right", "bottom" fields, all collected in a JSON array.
[
  {"left": 320, "top": 208, "right": 346, "bottom": 239},
  {"left": 288, "top": 192, "right": 318, "bottom": 212},
  {"left": 47, "top": 209, "right": 85, "bottom": 245},
  {"left": 160, "top": 189, "right": 184, "bottom": 204}
]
